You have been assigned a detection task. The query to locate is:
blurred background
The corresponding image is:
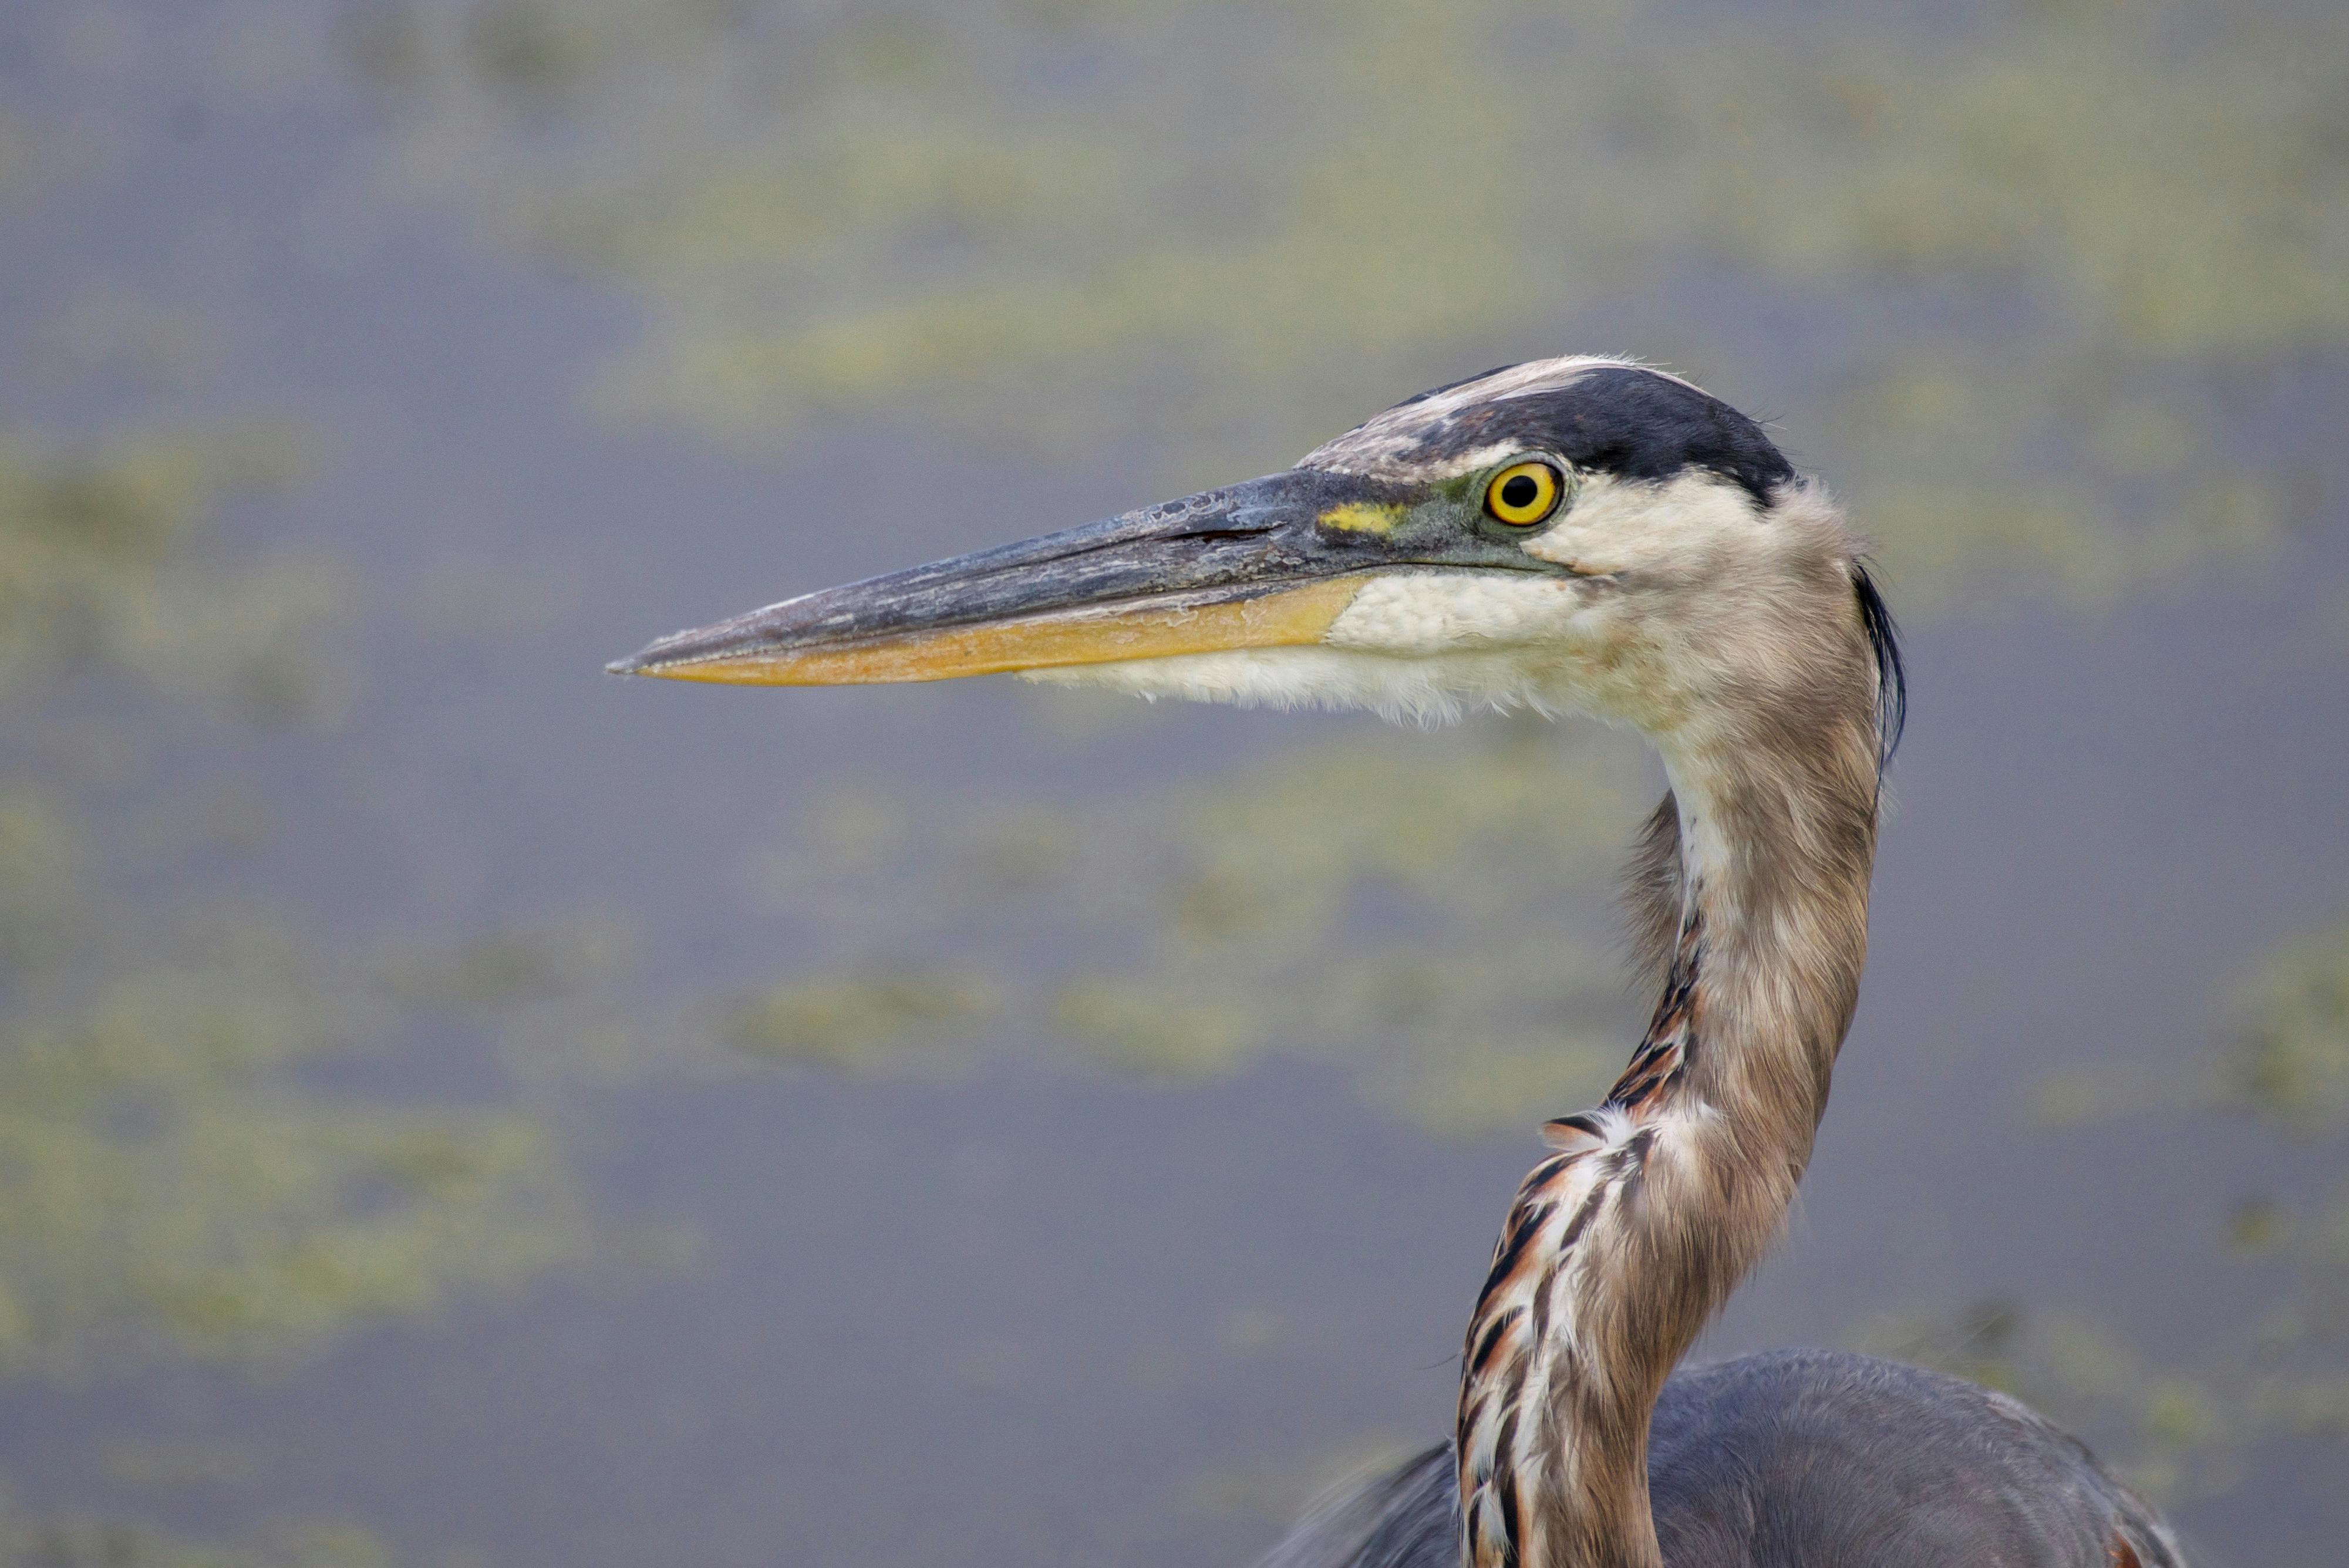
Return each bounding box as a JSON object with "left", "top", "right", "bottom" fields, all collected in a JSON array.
[{"left": 1, "top": 1, "right": 2344, "bottom": 1564}]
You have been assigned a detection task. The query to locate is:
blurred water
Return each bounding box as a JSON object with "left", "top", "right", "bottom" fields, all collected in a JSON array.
[{"left": 0, "top": 5, "right": 2343, "bottom": 1567}]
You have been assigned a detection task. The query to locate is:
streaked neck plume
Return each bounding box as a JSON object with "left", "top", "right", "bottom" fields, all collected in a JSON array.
[{"left": 1455, "top": 575, "right": 1888, "bottom": 1568}]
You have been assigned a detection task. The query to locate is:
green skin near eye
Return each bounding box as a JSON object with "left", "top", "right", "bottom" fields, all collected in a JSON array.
[{"left": 1322, "top": 463, "right": 1563, "bottom": 544}]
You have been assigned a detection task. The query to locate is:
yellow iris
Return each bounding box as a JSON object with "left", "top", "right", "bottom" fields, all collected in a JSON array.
[{"left": 1484, "top": 461, "right": 1563, "bottom": 526}]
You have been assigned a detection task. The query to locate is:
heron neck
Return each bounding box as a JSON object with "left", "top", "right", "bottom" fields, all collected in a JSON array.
[
  {"left": 1659, "top": 725, "right": 1880, "bottom": 1163},
  {"left": 1456, "top": 717, "right": 1880, "bottom": 1568}
]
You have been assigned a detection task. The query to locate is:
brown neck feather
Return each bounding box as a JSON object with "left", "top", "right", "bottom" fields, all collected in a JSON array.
[{"left": 1456, "top": 696, "right": 1882, "bottom": 1568}]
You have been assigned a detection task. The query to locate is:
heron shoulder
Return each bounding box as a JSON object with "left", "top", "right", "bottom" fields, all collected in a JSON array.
[
  {"left": 1251, "top": 1349, "right": 2185, "bottom": 1568},
  {"left": 1649, "top": 1349, "right": 2185, "bottom": 1568}
]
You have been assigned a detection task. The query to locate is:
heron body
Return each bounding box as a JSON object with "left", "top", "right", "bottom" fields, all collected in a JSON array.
[
  {"left": 614, "top": 356, "right": 2186, "bottom": 1568},
  {"left": 1268, "top": 1353, "right": 2177, "bottom": 1568}
]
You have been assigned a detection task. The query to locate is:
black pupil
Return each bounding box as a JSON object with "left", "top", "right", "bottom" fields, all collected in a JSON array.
[{"left": 1500, "top": 473, "right": 1541, "bottom": 511}]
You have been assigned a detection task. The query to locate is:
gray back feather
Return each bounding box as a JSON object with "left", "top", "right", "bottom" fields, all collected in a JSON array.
[
  {"left": 1256, "top": 1445, "right": 1456, "bottom": 1568},
  {"left": 1252, "top": 1350, "right": 2186, "bottom": 1568}
]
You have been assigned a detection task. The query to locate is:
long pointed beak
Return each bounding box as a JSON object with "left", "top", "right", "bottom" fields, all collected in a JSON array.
[{"left": 608, "top": 468, "right": 1421, "bottom": 686}]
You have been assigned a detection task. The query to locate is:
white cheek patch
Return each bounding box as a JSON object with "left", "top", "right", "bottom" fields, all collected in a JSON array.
[
  {"left": 1022, "top": 573, "right": 1589, "bottom": 724},
  {"left": 1525, "top": 470, "right": 1758, "bottom": 577},
  {"left": 1022, "top": 643, "right": 1571, "bottom": 726},
  {"left": 1324, "top": 571, "right": 1582, "bottom": 655}
]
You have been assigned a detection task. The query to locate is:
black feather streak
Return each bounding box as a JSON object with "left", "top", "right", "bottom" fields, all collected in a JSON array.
[
  {"left": 1400, "top": 367, "right": 1798, "bottom": 505},
  {"left": 1853, "top": 562, "right": 1907, "bottom": 768}
]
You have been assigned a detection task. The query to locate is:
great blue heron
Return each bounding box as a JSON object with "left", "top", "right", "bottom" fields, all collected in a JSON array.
[{"left": 612, "top": 358, "right": 2185, "bottom": 1568}]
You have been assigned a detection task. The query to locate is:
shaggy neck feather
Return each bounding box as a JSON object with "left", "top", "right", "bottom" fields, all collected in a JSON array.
[{"left": 1455, "top": 672, "right": 1881, "bottom": 1568}]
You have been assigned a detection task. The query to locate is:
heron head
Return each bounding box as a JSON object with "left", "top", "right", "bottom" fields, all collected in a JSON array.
[{"left": 611, "top": 357, "right": 1901, "bottom": 755}]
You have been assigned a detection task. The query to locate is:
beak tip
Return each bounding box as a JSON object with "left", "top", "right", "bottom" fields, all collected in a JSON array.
[
  {"left": 605, "top": 645, "right": 667, "bottom": 677},
  {"left": 609, "top": 614, "right": 768, "bottom": 680}
]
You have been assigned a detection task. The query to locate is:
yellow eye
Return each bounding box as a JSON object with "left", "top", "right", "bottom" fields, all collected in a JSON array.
[{"left": 1484, "top": 461, "right": 1563, "bottom": 526}]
